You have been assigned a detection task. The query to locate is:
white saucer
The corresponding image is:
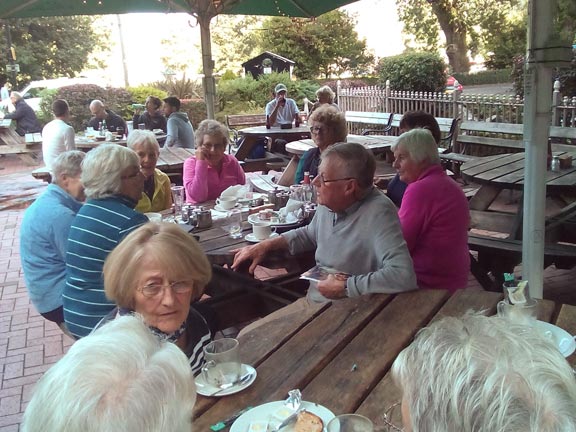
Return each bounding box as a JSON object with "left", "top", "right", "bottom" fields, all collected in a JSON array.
[
  {"left": 231, "top": 400, "right": 335, "bottom": 432},
  {"left": 195, "top": 364, "right": 256, "bottom": 397},
  {"left": 214, "top": 203, "right": 242, "bottom": 212},
  {"left": 533, "top": 320, "right": 576, "bottom": 357},
  {"left": 238, "top": 192, "right": 266, "bottom": 203},
  {"left": 245, "top": 232, "right": 279, "bottom": 243}
]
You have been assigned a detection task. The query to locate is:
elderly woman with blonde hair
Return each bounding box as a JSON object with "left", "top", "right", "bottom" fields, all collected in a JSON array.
[
  {"left": 309, "top": 85, "right": 339, "bottom": 115},
  {"left": 183, "top": 119, "right": 245, "bottom": 204},
  {"left": 127, "top": 129, "right": 173, "bottom": 213},
  {"left": 101, "top": 222, "right": 214, "bottom": 374},
  {"left": 294, "top": 105, "right": 347, "bottom": 184}
]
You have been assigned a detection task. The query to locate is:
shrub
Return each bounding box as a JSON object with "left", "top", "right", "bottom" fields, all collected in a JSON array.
[
  {"left": 376, "top": 52, "right": 446, "bottom": 92},
  {"left": 128, "top": 86, "right": 168, "bottom": 105},
  {"left": 181, "top": 99, "right": 208, "bottom": 128},
  {"left": 453, "top": 69, "right": 512, "bottom": 86},
  {"left": 512, "top": 53, "right": 576, "bottom": 98},
  {"left": 152, "top": 75, "right": 204, "bottom": 100}
]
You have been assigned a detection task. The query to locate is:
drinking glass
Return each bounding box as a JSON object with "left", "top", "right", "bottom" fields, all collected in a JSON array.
[
  {"left": 171, "top": 185, "right": 185, "bottom": 215},
  {"left": 224, "top": 209, "right": 243, "bottom": 239},
  {"left": 327, "top": 414, "right": 374, "bottom": 432},
  {"left": 201, "top": 338, "right": 241, "bottom": 388}
]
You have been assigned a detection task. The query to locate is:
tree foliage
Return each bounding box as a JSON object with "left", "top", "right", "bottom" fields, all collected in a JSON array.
[
  {"left": 376, "top": 52, "right": 446, "bottom": 92},
  {"left": 0, "top": 16, "right": 106, "bottom": 87},
  {"left": 396, "top": 0, "right": 522, "bottom": 73},
  {"left": 256, "top": 11, "right": 374, "bottom": 79}
]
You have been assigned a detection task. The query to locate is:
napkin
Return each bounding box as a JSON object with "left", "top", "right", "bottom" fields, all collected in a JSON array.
[
  {"left": 279, "top": 199, "right": 304, "bottom": 222},
  {"left": 220, "top": 185, "right": 249, "bottom": 199}
]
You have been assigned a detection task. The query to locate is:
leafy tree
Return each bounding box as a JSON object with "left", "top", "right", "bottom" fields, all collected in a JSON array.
[
  {"left": 256, "top": 11, "right": 374, "bottom": 79},
  {"left": 396, "top": 0, "right": 521, "bottom": 73},
  {"left": 483, "top": 12, "right": 526, "bottom": 70},
  {"left": 211, "top": 15, "right": 263, "bottom": 76},
  {"left": 0, "top": 17, "right": 106, "bottom": 87}
]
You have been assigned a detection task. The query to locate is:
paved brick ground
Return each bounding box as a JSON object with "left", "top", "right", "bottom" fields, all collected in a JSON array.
[{"left": 1, "top": 153, "right": 575, "bottom": 430}]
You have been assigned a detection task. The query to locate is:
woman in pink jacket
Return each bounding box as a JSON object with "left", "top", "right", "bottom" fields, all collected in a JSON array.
[
  {"left": 183, "top": 120, "right": 245, "bottom": 204},
  {"left": 391, "top": 128, "right": 470, "bottom": 292}
]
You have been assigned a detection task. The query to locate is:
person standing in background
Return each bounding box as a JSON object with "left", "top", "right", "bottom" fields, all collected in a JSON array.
[
  {"left": 42, "top": 99, "right": 76, "bottom": 172},
  {"left": 162, "top": 96, "right": 195, "bottom": 148}
]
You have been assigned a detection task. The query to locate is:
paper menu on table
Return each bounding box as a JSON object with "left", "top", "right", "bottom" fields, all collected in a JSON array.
[{"left": 300, "top": 265, "right": 350, "bottom": 283}]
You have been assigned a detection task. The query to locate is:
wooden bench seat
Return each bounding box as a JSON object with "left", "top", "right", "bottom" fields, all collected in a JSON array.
[
  {"left": 468, "top": 232, "right": 576, "bottom": 291},
  {"left": 226, "top": 114, "right": 267, "bottom": 148},
  {"left": 345, "top": 111, "right": 394, "bottom": 135}
]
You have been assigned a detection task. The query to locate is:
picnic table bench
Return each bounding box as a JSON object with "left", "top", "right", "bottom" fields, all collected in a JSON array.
[{"left": 0, "top": 120, "right": 42, "bottom": 166}]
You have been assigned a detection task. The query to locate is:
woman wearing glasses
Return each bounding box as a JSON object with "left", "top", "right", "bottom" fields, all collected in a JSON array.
[
  {"left": 183, "top": 119, "right": 245, "bottom": 204},
  {"left": 294, "top": 105, "right": 347, "bottom": 184},
  {"left": 101, "top": 222, "right": 214, "bottom": 374}
]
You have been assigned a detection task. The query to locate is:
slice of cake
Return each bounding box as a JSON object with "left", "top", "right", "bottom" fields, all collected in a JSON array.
[{"left": 294, "top": 411, "right": 323, "bottom": 432}]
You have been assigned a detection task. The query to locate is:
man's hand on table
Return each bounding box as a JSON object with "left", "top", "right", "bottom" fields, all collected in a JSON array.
[
  {"left": 318, "top": 274, "right": 348, "bottom": 299},
  {"left": 231, "top": 235, "right": 288, "bottom": 274}
]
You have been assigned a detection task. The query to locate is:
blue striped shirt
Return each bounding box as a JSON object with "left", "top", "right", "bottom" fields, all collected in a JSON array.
[{"left": 63, "top": 196, "right": 148, "bottom": 338}]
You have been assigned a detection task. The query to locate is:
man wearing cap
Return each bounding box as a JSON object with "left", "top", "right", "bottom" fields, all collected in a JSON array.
[{"left": 265, "top": 83, "right": 299, "bottom": 128}]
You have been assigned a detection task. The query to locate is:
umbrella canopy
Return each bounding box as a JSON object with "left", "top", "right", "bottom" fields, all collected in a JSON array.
[{"left": 0, "top": 0, "right": 361, "bottom": 118}]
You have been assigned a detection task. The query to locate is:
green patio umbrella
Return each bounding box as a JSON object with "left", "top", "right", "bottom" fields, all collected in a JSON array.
[{"left": 0, "top": 0, "right": 361, "bottom": 118}]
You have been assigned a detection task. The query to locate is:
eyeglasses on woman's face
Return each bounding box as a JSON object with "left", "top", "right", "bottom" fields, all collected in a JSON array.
[
  {"left": 137, "top": 280, "right": 193, "bottom": 298},
  {"left": 310, "top": 125, "right": 327, "bottom": 134}
]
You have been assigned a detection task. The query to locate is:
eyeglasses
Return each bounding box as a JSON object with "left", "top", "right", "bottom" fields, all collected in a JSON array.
[
  {"left": 202, "top": 144, "right": 225, "bottom": 151},
  {"left": 310, "top": 126, "right": 327, "bottom": 134},
  {"left": 316, "top": 173, "right": 356, "bottom": 186},
  {"left": 137, "top": 280, "right": 193, "bottom": 298},
  {"left": 381, "top": 401, "right": 404, "bottom": 431}
]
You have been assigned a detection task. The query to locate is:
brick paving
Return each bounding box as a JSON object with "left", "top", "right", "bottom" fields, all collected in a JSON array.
[{"left": 1, "top": 153, "right": 576, "bottom": 430}]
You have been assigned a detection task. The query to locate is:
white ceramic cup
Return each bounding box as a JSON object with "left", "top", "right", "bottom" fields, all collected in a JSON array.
[
  {"left": 216, "top": 196, "right": 237, "bottom": 210},
  {"left": 144, "top": 212, "right": 162, "bottom": 222},
  {"left": 251, "top": 221, "right": 276, "bottom": 240}
]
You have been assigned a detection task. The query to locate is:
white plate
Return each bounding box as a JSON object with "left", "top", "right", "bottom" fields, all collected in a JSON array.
[
  {"left": 237, "top": 192, "right": 266, "bottom": 203},
  {"left": 214, "top": 203, "right": 242, "bottom": 212},
  {"left": 533, "top": 320, "right": 576, "bottom": 357},
  {"left": 230, "top": 400, "right": 335, "bottom": 432},
  {"left": 153, "top": 129, "right": 164, "bottom": 135},
  {"left": 247, "top": 213, "right": 300, "bottom": 227},
  {"left": 245, "top": 232, "right": 280, "bottom": 243},
  {"left": 195, "top": 364, "right": 257, "bottom": 397}
]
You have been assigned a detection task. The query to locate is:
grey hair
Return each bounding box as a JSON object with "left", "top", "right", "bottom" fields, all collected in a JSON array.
[
  {"left": 322, "top": 142, "right": 375, "bottom": 191},
  {"left": 21, "top": 315, "right": 196, "bottom": 432},
  {"left": 52, "top": 151, "right": 85, "bottom": 186},
  {"left": 391, "top": 128, "right": 441, "bottom": 165},
  {"left": 10, "top": 91, "right": 22, "bottom": 101},
  {"left": 195, "top": 119, "right": 229, "bottom": 148},
  {"left": 315, "top": 85, "right": 335, "bottom": 103},
  {"left": 127, "top": 129, "right": 160, "bottom": 154},
  {"left": 81, "top": 144, "right": 140, "bottom": 199},
  {"left": 392, "top": 312, "right": 576, "bottom": 432}
]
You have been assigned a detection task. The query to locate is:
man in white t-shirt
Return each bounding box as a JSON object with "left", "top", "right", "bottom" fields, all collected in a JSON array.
[
  {"left": 265, "top": 83, "right": 299, "bottom": 127},
  {"left": 42, "top": 99, "right": 76, "bottom": 171}
]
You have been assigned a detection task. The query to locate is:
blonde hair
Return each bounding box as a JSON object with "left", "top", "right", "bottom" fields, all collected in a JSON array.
[{"left": 103, "top": 222, "right": 212, "bottom": 308}]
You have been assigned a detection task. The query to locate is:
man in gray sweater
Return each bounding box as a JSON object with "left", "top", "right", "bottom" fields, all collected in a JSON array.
[
  {"left": 162, "top": 96, "right": 195, "bottom": 148},
  {"left": 233, "top": 142, "right": 417, "bottom": 304}
]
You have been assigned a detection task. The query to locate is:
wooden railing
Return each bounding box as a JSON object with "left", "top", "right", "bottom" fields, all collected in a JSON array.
[{"left": 337, "top": 80, "right": 576, "bottom": 129}]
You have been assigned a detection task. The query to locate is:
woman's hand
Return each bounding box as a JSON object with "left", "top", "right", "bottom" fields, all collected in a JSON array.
[{"left": 195, "top": 147, "right": 206, "bottom": 160}]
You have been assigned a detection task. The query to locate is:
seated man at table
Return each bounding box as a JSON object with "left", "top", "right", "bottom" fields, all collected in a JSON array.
[
  {"left": 20, "top": 151, "right": 85, "bottom": 330},
  {"left": 88, "top": 99, "right": 127, "bottom": 133},
  {"left": 233, "top": 142, "right": 417, "bottom": 307},
  {"left": 21, "top": 315, "right": 197, "bottom": 432},
  {"left": 1, "top": 91, "right": 42, "bottom": 136},
  {"left": 42, "top": 99, "right": 76, "bottom": 172},
  {"left": 265, "top": 83, "right": 300, "bottom": 154},
  {"left": 162, "top": 96, "right": 195, "bottom": 149},
  {"left": 391, "top": 312, "right": 576, "bottom": 431}
]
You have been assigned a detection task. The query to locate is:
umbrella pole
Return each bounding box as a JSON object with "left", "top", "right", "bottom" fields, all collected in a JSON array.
[{"left": 199, "top": 14, "right": 216, "bottom": 119}]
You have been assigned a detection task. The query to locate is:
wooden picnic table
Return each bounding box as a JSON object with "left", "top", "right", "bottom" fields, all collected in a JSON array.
[
  {"left": 191, "top": 288, "right": 576, "bottom": 430},
  {"left": 285, "top": 134, "right": 397, "bottom": 157},
  {"left": 462, "top": 152, "right": 576, "bottom": 239},
  {"left": 235, "top": 125, "right": 311, "bottom": 162}
]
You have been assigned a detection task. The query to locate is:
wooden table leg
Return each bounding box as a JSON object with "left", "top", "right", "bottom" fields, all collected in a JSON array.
[{"left": 468, "top": 184, "right": 502, "bottom": 211}]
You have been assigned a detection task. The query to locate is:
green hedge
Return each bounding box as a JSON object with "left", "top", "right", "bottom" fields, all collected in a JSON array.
[
  {"left": 376, "top": 52, "right": 446, "bottom": 92},
  {"left": 453, "top": 69, "right": 512, "bottom": 86}
]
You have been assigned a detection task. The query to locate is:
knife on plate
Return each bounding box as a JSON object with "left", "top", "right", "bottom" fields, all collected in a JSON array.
[{"left": 210, "top": 406, "right": 254, "bottom": 431}]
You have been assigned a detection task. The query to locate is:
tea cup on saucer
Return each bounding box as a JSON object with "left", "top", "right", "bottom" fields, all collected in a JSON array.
[
  {"left": 251, "top": 221, "right": 276, "bottom": 240},
  {"left": 216, "top": 196, "right": 237, "bottom": 210}
]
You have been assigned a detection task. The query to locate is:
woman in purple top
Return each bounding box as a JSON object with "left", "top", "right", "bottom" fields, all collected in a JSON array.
[
  {"left": 391, "top": 128, "right": 470, "bottom": 292},
  {"left": 183, "top": 120, "right": 245, "bottom": 204}
]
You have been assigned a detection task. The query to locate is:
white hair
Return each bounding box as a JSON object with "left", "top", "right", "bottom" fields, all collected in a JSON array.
[
  {"left": 81, "top": 144, "right": 140, "bottom": 199},
  {"left": 22, "top": 315, "right": 196, "bottom": 432},
  {"left": 391, "top": 128, "right": 441, "bottom": 165},
  {"left": 52, "top": 151, "right": 85, "bottom": 186},
  {"left": 127, "top": 129, "right": 160, "bottom": 154},
  {"left": 392, "top": 312, "right": 576, "bottom": 432}
]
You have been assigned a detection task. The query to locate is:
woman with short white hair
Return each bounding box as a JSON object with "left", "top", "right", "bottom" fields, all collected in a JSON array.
[
  {"left": 63, "top": 144, "right": 148, "bottom": 339},
  {"left": 390, "top": 312, "right": 576, "bottom": 432},
  {"left": 127, "top": 129, "right": 173, "bottom": 213},
  {"left": 22, "top": 315, "right": 197, "bottom": 432},
  {"left": 391, "top": 128, "right": 469, "bottom": 292}
]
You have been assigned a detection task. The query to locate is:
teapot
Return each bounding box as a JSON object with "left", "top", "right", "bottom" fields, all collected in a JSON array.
[{"left": 194, "top": 207, "right": 213, "bottom": 229}]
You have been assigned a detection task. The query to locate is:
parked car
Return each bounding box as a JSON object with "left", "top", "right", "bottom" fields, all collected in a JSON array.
[
  {"left": 445, "top": 76, "right": 464, "bottom": 94},
  {"left": 1, "top": 77, "right": 105, "bottom": 112}
]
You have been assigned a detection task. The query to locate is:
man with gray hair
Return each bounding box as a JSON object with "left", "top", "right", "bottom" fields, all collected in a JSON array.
[
  {"left": 20, "top": 151, "right": 86, "bottom": 328},
  {"left": 22, "top": 315, "right": 197, "bottom": 432},
  {"left": 42, "top": 99, "right": 76, "bottom": 171},
  {"left": 233, "top": 142, "right": 416, "bottom": 310},
  {"left": 1, "top": 91, "right": 41, "bottom": 136}
]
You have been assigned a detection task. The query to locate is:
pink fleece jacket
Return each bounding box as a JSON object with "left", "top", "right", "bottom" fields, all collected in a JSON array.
[
  {"left": 183, "top": 154, "right": 246, "bottom": 204},
  {"left": 398, "top": 165, "right": 470, "bottom": 292}
]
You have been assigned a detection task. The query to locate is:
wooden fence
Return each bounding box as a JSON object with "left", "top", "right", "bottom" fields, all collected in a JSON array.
[{"left": 337, "top": 80, "right": 576, "bottom": 128}]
